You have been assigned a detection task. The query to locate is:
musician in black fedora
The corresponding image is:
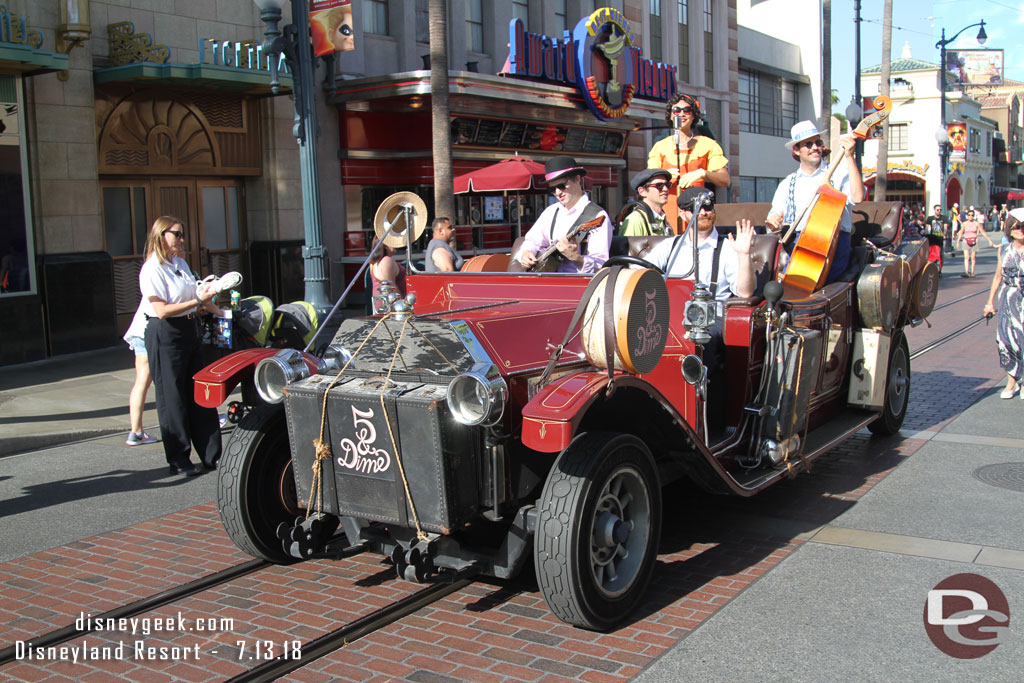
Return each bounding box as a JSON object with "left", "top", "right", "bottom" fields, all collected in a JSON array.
[{"left": 516, "top": 155, "right": 612, "bottom": 273}]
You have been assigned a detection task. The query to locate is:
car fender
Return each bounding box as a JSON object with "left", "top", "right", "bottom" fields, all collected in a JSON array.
[
  {"left": 192, "top": 348, "right": 318, "bottom": 408},
  {"left": 521, "top": 371, "right": 684, "bottom": 453}
]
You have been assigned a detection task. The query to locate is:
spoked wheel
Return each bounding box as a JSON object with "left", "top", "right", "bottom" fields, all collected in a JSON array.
[
  {"left": 534, "top": 432, "right": 661, "bottom": 631},
  {"left": 868, "top": 330, "right": 910, "bottom": 436},
  {"left": 218, "top": 404, "right": 300, "bottom": 562}
]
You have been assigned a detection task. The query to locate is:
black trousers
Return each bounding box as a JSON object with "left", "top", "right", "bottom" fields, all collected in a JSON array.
[{"left": 145, "top": 316, "right": 222, "bottom": 468}]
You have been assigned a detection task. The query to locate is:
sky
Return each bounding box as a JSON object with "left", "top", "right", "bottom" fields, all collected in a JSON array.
[{"left": 830, "top": 0, "right": 1024, "bottom": 114}]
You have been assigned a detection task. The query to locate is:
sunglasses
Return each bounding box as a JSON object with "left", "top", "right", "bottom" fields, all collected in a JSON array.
[
  {"left": 671, "top": 106, "right": 694, "bottom": 115},
  {"left": 646, "top": 181, "right": 670, "bottom": 191},
  {"left": 163, "top": 229, "right": 184, "bottom": 239},
  {"left": 548, "top": 182, "right": 570, "bottom": 194},
  {"left": 799, "top": 138, "right": 825, "bottom": 150},
  {"left": 686, "top": 200, "right": 715, "bottom": 212}
]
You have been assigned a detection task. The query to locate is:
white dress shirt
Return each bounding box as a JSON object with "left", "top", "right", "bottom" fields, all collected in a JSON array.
[
  {"left": 646, "top": 228, "right": 744, "bottom": 302},
  {"left": 521, "top": 194, "right": 612, "bottom": 273}
]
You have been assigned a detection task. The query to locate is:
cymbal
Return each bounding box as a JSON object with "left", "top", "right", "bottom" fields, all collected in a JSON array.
[{"left": 373, "top": 192, "right": 428, "bottom": 248}]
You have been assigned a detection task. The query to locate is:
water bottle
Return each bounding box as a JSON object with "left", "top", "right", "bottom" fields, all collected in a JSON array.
[{"left": 230, "top": 290, "right": 241, "bottom": 311}]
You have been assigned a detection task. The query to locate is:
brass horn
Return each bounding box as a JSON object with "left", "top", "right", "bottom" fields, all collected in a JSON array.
[{"left": 373, "top": 191, "right": 428, "bottom": 248}]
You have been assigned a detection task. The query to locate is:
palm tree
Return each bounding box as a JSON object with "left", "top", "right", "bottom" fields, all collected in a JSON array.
[
  {"left": 429, "top": 0, "right": 455, "bottom": 222},
  {"left": 876, "top": 0, "right": 893, "bottom": 201},
  {"left": 821, "top": 0, "right": 831, "bottom": 130}
]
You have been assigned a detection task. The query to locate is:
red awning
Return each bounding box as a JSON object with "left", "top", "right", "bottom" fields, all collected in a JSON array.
[
  {"left": 453, "top": 156, "right": 546, "bottom": 194},
  {"left": 992, "top": 190, "right": 1024, "bottom": 202}
]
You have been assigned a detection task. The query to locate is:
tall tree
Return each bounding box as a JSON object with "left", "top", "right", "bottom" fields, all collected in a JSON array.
[
  {"left": 429, "top": 0, "right": 454, "bottom": 222},
  {"left": 821, "top": 0, "right": 831, "bottom": 128},
  {"left": 875, "top": 0, "right": 893, "bottom": 201}
]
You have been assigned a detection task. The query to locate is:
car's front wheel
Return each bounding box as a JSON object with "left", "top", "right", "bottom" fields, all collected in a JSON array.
[
  {"left": 217, "top": 404, "right": 299, "bottom": 562},
  {"left": 534, "top": 432, "right": 661, "bottom": 630}
]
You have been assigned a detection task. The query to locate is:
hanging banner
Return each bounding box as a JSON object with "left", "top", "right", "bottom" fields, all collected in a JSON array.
[
  {"left": 948, "top": 123, "right": 967, "bottom": 163},
  {"left": 310, "top": 0, "right": 354, "bottom": 57}
]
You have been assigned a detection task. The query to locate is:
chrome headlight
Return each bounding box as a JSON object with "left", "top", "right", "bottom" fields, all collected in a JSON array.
[
  {"left": 446, "top": 363, "right": 507, "bottom": 427},
  {"left": 254, "top": 349, "right": 311, "bottom": 404},
  {"left": 317, "top": 344, "right": 353, "bottom": 375}
]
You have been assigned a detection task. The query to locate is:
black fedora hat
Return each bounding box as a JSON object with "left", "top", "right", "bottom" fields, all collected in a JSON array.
[
  {"left": 677, "top": 186, "right": 715, "bottom": 211},
  {"left": 544, "top": 155, "right": 587, "bottom": 183}
]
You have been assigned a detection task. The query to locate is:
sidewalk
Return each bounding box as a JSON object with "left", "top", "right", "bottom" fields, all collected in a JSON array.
[{"left": 0, "top": 346, "right": 143, "bottom": 457}]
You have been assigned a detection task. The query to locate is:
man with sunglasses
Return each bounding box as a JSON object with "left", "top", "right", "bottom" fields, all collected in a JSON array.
[
  {"left": 765, "top": 120, "right": 864, "bottom": 283},
  {"left": 517, "top": 155, "right": 612, "bottom": 273},
  {"left": 620, "top": 168, "right": 673, "bottom": 236},
  {"left": 647, "top": 94, "right": 730, "bottom": 234}
]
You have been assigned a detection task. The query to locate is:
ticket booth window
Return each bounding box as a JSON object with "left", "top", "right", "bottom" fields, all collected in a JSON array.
[{"left": 0, "top": 75, "right": 34, "bottom": 297}]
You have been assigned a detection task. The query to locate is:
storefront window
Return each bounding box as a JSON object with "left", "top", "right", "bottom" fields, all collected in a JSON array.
[
  {"left": 363, "top": 0, "right": 389, "bottom": 36},
  {"left": 0, "top": 75, "right": 34, "bottom": 296},
  {"left": 466, "top": 0, "right": 484, "bottom": 53},
  {"left": 201, "top": 185, "right": 241, "bottom": 251}
]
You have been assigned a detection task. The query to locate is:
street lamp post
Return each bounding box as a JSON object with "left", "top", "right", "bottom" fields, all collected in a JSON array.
[
  {"left": 935, "top": 20, "right": 987, "bottom": 212},
  {"left": 253, "top": 0, "right": 331, "bottom": 313}
]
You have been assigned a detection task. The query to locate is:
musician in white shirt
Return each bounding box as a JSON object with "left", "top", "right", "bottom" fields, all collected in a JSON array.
[
  {"left": 517, "top": 155, "right": 612, "bottom": 273},
  {"left": 765, "top": 120, "right": 864, "bottom": 283}
]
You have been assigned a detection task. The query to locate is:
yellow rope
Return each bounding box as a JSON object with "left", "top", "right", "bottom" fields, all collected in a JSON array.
[
  {"left": 307, "top": 314, "right": 395, "bottom": 520},
  {"left": 305, "top": 312, "right": 444, "bottom": 542},
  {"left": 380, "top": 315, "right": 429, "bottom": 541},
  {"left": 408, "top": 321, "right": 458, "bottom": 373}
]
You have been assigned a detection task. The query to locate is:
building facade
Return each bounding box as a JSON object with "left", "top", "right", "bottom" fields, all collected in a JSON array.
[
  {"left": 860, "top": 46, "right": 997, "bottom": 212},
  {"left": 2, "top": 0, "right": 825, "bottom": 366}
]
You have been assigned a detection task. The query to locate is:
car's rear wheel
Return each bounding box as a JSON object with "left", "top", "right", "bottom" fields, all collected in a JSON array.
[
  {"left": 218, "top": 404, "right": 299, "bottom": 562},
  {"left": 534, "top": 432, "right": 661, "bottom": 630},
  {"left": 868, "top": 330, "right": 910, "bottom": 436}
]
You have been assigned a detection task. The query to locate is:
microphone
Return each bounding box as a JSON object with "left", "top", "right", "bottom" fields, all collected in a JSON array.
[{"left": 673, "top": 114, "right": 682, "bottom": 147}]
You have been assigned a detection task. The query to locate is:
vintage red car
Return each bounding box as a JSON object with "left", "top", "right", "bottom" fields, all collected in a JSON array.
[{"left": 195, "top": 199, "right": 936, "bottom": 631}]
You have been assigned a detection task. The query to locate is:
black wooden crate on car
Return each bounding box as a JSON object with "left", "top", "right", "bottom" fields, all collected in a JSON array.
[{"left": 285, "top": 374, "right": 481, "bottom": 533}]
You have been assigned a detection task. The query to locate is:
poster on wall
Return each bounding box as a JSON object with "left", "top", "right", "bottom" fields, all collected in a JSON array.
[
  {"left": 310, "top": 0, "right": 354, "bottom": 57},
  {"left": 947, "top": 123, "right": 967, "bottom": 162},
  {"left": 946, "top": 49, "right": 1003, "bottom": 86}
]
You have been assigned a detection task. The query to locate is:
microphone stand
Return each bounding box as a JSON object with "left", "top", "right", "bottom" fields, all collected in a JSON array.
[{"left": 673, "top": 114, "right": 683, "bottom": 236}]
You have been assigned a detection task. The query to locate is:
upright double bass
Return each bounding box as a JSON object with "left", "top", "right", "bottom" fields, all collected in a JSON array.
[{"left": 779, "top": 96, "right": 893, "bottom": 298}]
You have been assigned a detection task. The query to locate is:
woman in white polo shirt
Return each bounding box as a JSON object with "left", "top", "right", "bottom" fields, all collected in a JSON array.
[{"left": 139, "top": 216, "right": 224, "bottom": 476}]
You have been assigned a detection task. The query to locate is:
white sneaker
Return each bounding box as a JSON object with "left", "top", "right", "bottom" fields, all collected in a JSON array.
[{"left": 198, "top": 271, "right": 243, "bottom": 295}]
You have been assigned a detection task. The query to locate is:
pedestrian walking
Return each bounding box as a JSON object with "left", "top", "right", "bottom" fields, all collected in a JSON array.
[
  {"left": 140, "top": 216, "right": 225, "bottom": 476},
  {"left": 122, "top": 303, "right": 158, "bottom": 446},
  {"left": 983, "top": 210, "right": 1024, "bottom": 398},
  {"left": 954, "top": 209, "right": 995, "bottom": 278}
]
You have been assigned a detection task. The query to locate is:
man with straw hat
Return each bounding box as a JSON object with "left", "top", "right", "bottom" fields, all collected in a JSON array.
[{"left": 765, "top": 120, "right": 864, "bottom": 283}]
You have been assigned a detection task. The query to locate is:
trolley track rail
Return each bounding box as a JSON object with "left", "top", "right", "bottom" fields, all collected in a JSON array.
[
  {"left": 0, "top": 541, "right": 366, "bottom": 665},
  {"left": 227, "top": 566, "right": 483, "bottom": 683}
]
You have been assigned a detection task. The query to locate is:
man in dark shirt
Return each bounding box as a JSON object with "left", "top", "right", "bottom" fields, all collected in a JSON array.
[
  {"left": 424, "top": 217, "right": 464, "bottom": 272},
  {"left": 924, "top": 204, "right": 949, "bottom": 246}
]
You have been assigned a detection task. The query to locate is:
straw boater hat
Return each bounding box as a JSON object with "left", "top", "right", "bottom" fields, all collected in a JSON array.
[
  {"left": 544, "top": 155, "right": 587, "bottom": 183},
  {"left": 785, "top": 120, "right": 824, "bottom": 150},
  {"left": 373, "top": 191, "right": 427, "bottom": 248}
]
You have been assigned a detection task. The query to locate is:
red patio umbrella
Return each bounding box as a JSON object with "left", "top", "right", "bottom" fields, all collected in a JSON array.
[
  {"left": 452, "top": 156, "right": 546, "bottom": 193},
  {"left": 453, "top": 156, "right": 547, "bottom": 239}
]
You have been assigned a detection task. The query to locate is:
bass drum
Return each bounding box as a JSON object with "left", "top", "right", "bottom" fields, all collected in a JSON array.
[
  {"left": 909, "top": 261, "right": 940, "bottom": 319},
  {"left": 461, "top": 253, "right": 510, "bottom": 272},
  {"left": 581, "top": 267, "right": 669, "bottom": 375}
]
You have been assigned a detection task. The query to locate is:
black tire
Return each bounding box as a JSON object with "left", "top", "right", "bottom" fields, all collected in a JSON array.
[
  {"left": 868, "top": 331, "right": 910, "bottom": 436},
  {"left": 534, "top": 432, "right": 661, "bottom": 630},
  {"left": 218, "top": 404, "right": 299, "bottom": 562}
]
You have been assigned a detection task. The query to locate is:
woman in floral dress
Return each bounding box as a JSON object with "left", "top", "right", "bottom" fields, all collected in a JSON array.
[{"left": 983, "top": 212, "right": 1024, "bottom": 398}]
